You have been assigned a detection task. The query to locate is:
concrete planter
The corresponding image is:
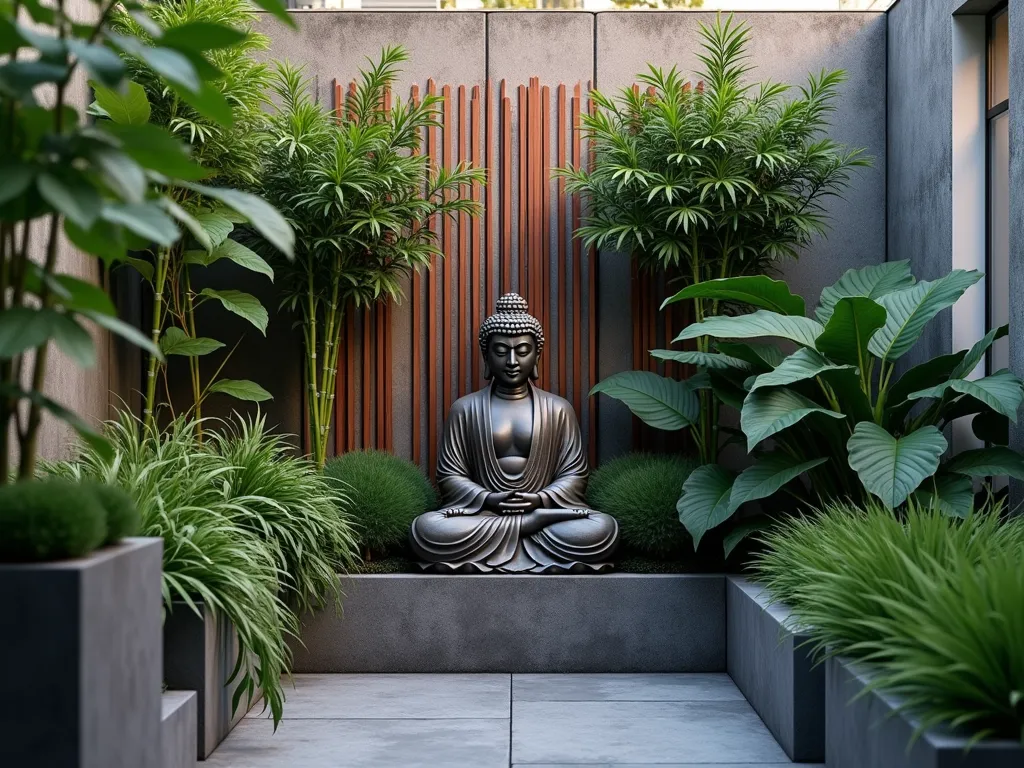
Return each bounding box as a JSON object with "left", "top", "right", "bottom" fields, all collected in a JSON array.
[
  {"left": 293, "top": 573, "right": 726, "bottom": 673},
  {"left": 161, "top": 692, "right": 197, "bottom": 768},
  {"left": 0, "top": 538, "right": 163, "bottom": 768},
  {"left": 826, "top": 656, "right": 1024, "bottom": 768},
  {"left": 163, "top": 601, "right": 261, "bottom": 759},
  {"left": 725, "top": 577, "right": 824, "bottom": 761}
]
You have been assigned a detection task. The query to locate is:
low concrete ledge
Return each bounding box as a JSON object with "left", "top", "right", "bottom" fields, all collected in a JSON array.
[
  {"left": 161, "top": 691, "right": 197, "bottom": 768},
  {"left": 726, "top": 576, "right": 824, "bottom": 762},
  {"left": 826, "top": 656, "right": 1024, "bottom": 768},
  {"left": 293, "top": 573, "right": 726, "bottom": 673}
]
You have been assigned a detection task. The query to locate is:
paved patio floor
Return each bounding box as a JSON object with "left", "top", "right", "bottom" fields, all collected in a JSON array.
[{"left": 206, "top": 673, "right": 820, "bottom": 767}]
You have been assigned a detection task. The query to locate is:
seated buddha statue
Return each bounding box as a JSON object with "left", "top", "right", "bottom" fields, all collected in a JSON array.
[{"left": 409, "top": 293, "right": 619, "bottom": 573}]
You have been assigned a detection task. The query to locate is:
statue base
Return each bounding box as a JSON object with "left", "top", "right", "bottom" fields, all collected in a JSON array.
[{"left": 290, "top": 573, "right": 725, "bottom": 673}]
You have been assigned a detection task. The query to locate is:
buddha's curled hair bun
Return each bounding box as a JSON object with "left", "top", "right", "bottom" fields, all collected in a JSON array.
[{"left": 478, "top": 292, "right": 545, "bottom": 353}]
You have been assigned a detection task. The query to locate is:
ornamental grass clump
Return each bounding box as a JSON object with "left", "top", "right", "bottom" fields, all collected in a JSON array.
[
  {"left": 324, "top": 450, "right": 437, "bottom": 560},
  {"left": 755, "top": 501, "right": 1024, "bottom": 743},
  {"left": 45, "top": 412, "right": 357, "bottom": 725},
  {"left": 587, "top": 453, "right": 696, "bottom": 558}
]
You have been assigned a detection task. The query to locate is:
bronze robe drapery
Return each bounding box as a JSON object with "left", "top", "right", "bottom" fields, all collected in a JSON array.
[{"left": 409, "top": 384, "right": 619, "bottom": 573}]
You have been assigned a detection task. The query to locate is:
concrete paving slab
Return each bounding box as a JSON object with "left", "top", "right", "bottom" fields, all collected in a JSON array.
[
  {"left": 205, "top": 717, "right": 510, "bottom": 768},
  {"left": 513, "top": 673, "right": 745, "bottom": 702},
  {"left": 512, "top": 700, "right": 790, "bottom": 765},
  {"left": 245, "top": 674, "right": 510, "bottom": 720}
]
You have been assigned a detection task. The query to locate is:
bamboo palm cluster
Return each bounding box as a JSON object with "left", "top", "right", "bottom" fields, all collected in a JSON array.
[
  {"left": 260, "top": 46, "right": 485, "bottom": 467},
  {"left": 109, "top": 0, "right": 281, "bottom": 431}
]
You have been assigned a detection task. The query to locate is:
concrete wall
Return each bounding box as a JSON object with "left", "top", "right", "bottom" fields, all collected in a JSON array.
[{"left": 196, "top": 10, "right": 888, "bottom": 462}]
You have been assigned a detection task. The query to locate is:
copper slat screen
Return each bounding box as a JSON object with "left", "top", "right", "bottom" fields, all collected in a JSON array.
[{"left": 327, "top": 77, "right": 611, "bottom": 475}]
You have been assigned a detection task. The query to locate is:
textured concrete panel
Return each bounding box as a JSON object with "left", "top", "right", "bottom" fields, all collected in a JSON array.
[
  {"left": 726, "top": 577, "right": 824, "bottom": 762},
  {"left": 292, "top": 574, "right": 726, "bottom": 673},
  {"left": 887, "top": 0, "right": 955, "bottom": 370},
  {"left": 596, "top": 11, "right": 887, "bottom": 309},
  {"left": 245, "top": 674, "right": 510, "bottom": 719},
  {"left": 1010, "top": 1, "right": 1024, "bottom": 508},
  {"left": 162, "top": 691, "right": 198, "bottom": 768},
  {"left": 826, "top": 656, "right": 1024, "bottom": 768},
  {"left": 0, "top": 539, "right": 163, "bottom": 768},
  {"left": 512, "top": 699, "right": 790, "bottom": 764},
  {"left": 206, "top": 717, "right": 511, "bottom": 768},
  {"left": 163, "top": 602, "right": 262, "bottom": 759}
]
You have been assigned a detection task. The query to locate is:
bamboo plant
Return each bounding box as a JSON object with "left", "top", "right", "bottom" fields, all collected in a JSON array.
[
  {"left": 105, "top": 0, "right": 280, "bottom": 433},
  {"left": 260, "top": 47, "right": 484, "bottom": 467}
]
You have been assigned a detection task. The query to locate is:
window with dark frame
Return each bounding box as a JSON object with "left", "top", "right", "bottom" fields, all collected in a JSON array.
[{"left": 987, "top": 3, "right": 1010, "bottom": 374}]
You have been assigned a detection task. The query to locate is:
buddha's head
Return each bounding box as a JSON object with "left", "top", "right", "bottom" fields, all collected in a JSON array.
[{"left": 478, "top": 293, "right": 545, "bottom": 388}]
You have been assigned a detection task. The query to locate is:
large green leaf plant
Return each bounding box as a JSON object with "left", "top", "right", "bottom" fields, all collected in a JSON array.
[
  {"left": 564, "top": 14, "right": 869, "bottom": 464},
  {"left": 259, "top": 48, "right": 484, "bottom": 468},
  {"left": 665, "top": 262, "right": 1024, "bottom": 550},
  {"left": 100, "top": 0, "right": 288, "bottom": 432},
  {"left": 0, "top": 0, "right": 292, "bottom": 481}
]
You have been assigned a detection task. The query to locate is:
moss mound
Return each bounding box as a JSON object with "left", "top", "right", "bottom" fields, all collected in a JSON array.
[
  {"left": 86, "top": 482, "right": 141, "bottom": 544},
  {"left": 0, "top": 479, "right": 107, "bottom": 562},
  {"left": 588, "top": 453, "right": 697, "bottom": 559},
  {"left": 324, "top": 450, "right": 437, "bottom": 558}
]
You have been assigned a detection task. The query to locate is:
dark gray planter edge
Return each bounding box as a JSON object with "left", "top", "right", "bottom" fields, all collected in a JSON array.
[
  {"left": 826, "top": 655, "right": 1023, "bottom": 768},
  {"left": 725, "top": 575, "right": 824, "bottom": 762}
]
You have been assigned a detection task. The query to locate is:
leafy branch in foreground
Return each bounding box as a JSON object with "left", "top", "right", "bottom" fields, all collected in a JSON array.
[
  {"left": 258, "top": 47, "right": 485, "bottom": 467},
  {"left": 0, "top": 0, "right": 293, "bottom": 479}
]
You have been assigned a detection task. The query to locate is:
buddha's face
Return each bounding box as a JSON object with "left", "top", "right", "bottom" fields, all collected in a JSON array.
[{"left": 485, "top": 333, "right": 538, "bottom": 387}]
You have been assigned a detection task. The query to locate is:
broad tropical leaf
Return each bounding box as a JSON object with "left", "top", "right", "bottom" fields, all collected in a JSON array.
[
  {"left": 179, "top": 182, "right": 294, "bottom": 258},
  {"left": 663, "top": 276, "right": 805, "bottom": 316},
  {"left": 815, "top": 260, "right": 915, "bottom": 323},
  {"left": 716, "top": 341, "right": 786, "bottom": 370},
  {"left": 749, "top": 348, "right": 854, "bottom": 392},
  {"left": 912, "top": 473, "right": 974, "bottom": 518},
  {"left": 908, "top": 369, "right": 1024, "bottom": 422},
  {"left": 740, "top": 387, "right": 845, "bottom": 450},
  {"left": 846, "top": 423, "right": 947, "bottom": 508},
  {"left": 186, "top": 239, "right": 273, "bottom": 280},
  {"left": 886, "top": 350, "right": 968, "bottom": 410},
  {"left": 194, "top": 212, "right": 233, "bottom": 249},
  {"left": 199, "top": 288, "right": 268, "bottom": 334},
  {"left": 944, "top": 447, "right": 1024, "bottom": 481},
  {"left": 676, "top": 310, "right": 823, "bottom": 348},
  {"left": 677, "top": 464, "right": 736, "bottom": 549},
  {"left": 159, "top": 327, "right": 225, "bottom": 357},
  {"left": 207, "top": 378, "right": 273, "bottom": 401},
  {"left": 950, "top": 324, "right": 1009, "bottom": 379},
  {"left": 723, "top": 515, "right": 772, "bottom": 558},
  {"left": 590, "top": 371, "right": 699, "bottom": 430},
  {"left": 867, "top": 270, "right": 983, "bottom": 361},
  {"left": 90, "top": 79, "right": 151, "bottom": 125},
  {"left": 814, "top": 296, "right": 886, "bottom": 367},
  {"left": 649, "top": 349, "right": 753, "bottom": 371},
  {"left": 728, "top": 453, "right": 827, "bottom": 514}
]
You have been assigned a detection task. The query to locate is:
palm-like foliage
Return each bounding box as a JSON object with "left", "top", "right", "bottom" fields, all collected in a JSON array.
[
  {"left": 569, "top": 14, "right": 869, "bottom": 467},
  {"left": 755, "top": 501, "right": 1024, "bottom": 743},
  {"left": 44, "top": 413, "right": 358, "bottom": 726},
  {"left": 562, "top": 14, "right": 868, "bottom": 277},
  {"left": 109, "top": 0, "right": 279, "bottom": 429},
  {"left": 260, "top": 47, "right": 485, "bottom": 467}
]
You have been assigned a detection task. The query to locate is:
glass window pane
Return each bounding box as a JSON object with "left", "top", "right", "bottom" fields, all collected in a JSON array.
[
  {"left": 989, "top": 9, "right": 1009, "bottom": 108},
  {"left": 988, "top": 110, "right": 1010, "bottom": 372}
]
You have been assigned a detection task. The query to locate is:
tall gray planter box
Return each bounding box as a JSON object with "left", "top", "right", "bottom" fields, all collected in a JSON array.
[
  {"left": 826, "top": 656, "right": 1024, "bottom": 768},
  {"left": 293, "top": 573, "right": 726, "bottom": 673},
  {"left": 163, "top": 602, "right": 261, "bottom": 759},
  {"left": 726, "top": 577, "right": 824, "bottom": 761},
  {"left": 0, "top": 538, "right": 163, "bottom": 768}
]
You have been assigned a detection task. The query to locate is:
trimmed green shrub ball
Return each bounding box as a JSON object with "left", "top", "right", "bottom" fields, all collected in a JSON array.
[
  {"left": 86, "top": 482, "right": 140, "bottom": 544},
  {"left": 324, "top": 450, "right": 438, "bottom": 558},
  {"left": 0, "top": 479, "right": 107, "bottom": 562},
  {"left": 587, "top": 453, "right": 697, "bottom": 559}
]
